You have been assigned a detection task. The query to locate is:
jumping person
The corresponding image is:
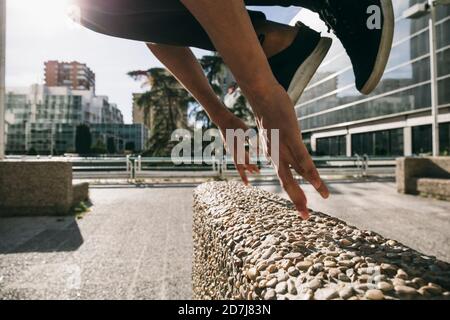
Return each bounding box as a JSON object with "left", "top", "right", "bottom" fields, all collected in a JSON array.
[{"left": 74, "top": 0, "right": 394, "bottom": 220}]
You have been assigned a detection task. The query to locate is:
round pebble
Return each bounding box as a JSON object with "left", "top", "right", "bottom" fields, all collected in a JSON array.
[
  {"left": 247, "top": 268, "right": 258, "bottom": 281},
  {"left": 307, "top": 279, "right": 322, "bottom": 291},
  {"left": 264, "top": 289, "right": 277, "bottom": 300},
  {"left": 365, "top": 289, "right": 384, "bottom": 300},
  {"left": 296, "top": 261, "right": 313, "bottom": 271},
  {"left": 339, "top": 286, "right": 354, "bottom": 300},
  {"left": 377, "top": 281, "right": 394, "bottom": 292},
  {"left": 395, "top": 285, "right": 417, "bottom": 296},
  {"left": 275, "top": 282, "right": 288, "bottom": 294}
]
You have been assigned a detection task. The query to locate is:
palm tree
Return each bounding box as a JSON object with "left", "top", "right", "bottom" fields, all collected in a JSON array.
[
  {"left": 229, "top": 94, "right": 255, "bottom": 126},
  {"left": 128, "top": 68, "right": 193, "bottom": 156},
  {"left": 189, "top": 54, "right": 228, "bottom": 130},
  {"left": 199, "top": 54, "right": 225, "bottom": 96}
]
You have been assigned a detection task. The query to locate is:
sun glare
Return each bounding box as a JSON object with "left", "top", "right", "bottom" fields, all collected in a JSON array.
[{"left": 11, "top": 0, "right": 75, "bottom": 33}]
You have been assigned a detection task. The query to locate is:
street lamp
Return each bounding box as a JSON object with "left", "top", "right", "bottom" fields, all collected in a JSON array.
[
  {"left": 403, "top": 0, "right": 450, "bottom": 156},
  {"left": 0, "top": 0, "right": 6, "bottom": 160}
]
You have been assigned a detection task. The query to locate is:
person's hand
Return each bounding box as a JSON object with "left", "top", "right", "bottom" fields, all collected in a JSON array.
[
  {"left": 216, "top": 112, "right": 260, "bottom": 185},
  {"left": 252, "top": 87, "right": 330, "bottom": 220}
]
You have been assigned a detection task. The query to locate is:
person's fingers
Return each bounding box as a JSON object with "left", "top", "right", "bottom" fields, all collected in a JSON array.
[
  {"left": 244, "top": 150, "right": 260, "bottom": 174},
  {"left": 290, "top": 143, "right": 330, "bottom": 199},
  {"left": 306, "top": 165, "right": 329, "bottom": 199},
  {"left": 290, "top": 156, "right": 330, "bottom": 199},
  {"left": 276, "top": 162, "right": 309, "bottom": 220},
  {"left": 246, "top": 164, "right": 259, "bottom": 174},
  {"left": 236, "top": 164, "right": 249, "bottom": 185}
]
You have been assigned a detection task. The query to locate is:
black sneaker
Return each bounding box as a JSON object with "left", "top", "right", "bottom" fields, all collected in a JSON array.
[
  {"left": 269, "top": 22, "right": 332, "bottom": 104},
  {"left": 313, "top": 0, "right": 394, "bottom": 94}
]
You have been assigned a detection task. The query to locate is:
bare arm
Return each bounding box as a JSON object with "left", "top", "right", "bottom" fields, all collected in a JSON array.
[
  {"left": 179, "top": 0, "right": 329, "bottom": 219},
  {"left": 147, "top": 43, "right": 259, "bottom": 183},
  {"left": 147, "top": 44, "right": 229, "bottom": 124}
]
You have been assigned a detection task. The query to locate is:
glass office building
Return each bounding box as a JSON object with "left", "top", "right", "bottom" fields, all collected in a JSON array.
[
  {"left": 4, "top": 84, "right": 146, "bottom": 154},
  {"left": 90, "top": 123, "right": 148, "bottom": 153},
  {"left": 6, "top": 122, "right": 148, "bottom": 155},
  {"left": 292, "top": 0, "right": 450, "bottom": 157}
]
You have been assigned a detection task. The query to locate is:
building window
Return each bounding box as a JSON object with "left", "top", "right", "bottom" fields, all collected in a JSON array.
[
  {"left": 316, "top": 135, "right": 346, "bottom": 157},
  {"left": 440, "top": 122, "right": 450, "bottom": 156},
  {"left": 412, "top": 124, "right": 432, "bottom": 155},
  {"left": 352, "top": 128, "right": 404, "bottom": 157},
  {"left": 411, "top": 122, "right": 450, "bottom": 155}
]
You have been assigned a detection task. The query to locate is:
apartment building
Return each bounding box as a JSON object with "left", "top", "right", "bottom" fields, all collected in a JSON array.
[{"left": 44, "top": 60, "right": 96, "bottom": 92}]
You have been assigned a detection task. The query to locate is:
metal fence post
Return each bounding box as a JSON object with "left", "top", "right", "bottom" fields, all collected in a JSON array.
[
  {"left": 126, "top": 155, "right": 131, "bottom": 178},
  {"left": 221, "top": 156, "right": 226, "bottom": 179},
  {"left": 363, "top": 154, "right": 369, "bottom": 177},
  {"left": 355, "top": 154, "right": 362, "bottom": 178}
]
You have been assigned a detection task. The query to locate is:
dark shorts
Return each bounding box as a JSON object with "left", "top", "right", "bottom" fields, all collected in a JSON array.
[{"left": 75, "top": 0, "right": 293, "bottom": 50}]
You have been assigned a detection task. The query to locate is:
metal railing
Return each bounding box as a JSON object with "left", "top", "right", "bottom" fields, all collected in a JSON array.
[{"left": 4, "top": 155, "right": 397, "bottom": 180}]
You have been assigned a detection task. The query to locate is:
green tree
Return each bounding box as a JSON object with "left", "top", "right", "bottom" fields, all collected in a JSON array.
[
  {"left": 91, "top": 139, "right": 107, "bottom": 155},
  {"left": 189, "top": 54, "right": 226, "bottom": 130},
  {"left": 107, "top": 137, "right": 116, "bottom": 154},
  {"left": 229, "top": 94, "right": 254, "bottom": 125},
  {"left": 128, "top": 68, "right": 193, "bottom": 157},
  {"left": 199, "top": 54, "right": 225, "bottom": 95},
  {"left": 27, "top": 147, "right": 38, "bottom": 156},
  {"left": 75, "top": 124, "right": 92, "bottom": 155},
  {"left": 125, "top": 141, "right": 136, "bottom": 152}
]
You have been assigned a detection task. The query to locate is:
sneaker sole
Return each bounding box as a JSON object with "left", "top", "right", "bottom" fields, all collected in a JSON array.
[
  {"left": 287, "top": 37, "right": 332, "bottom": 105},
  {"left": 360, "top": 0, "right": 395, "bottom": 95}
]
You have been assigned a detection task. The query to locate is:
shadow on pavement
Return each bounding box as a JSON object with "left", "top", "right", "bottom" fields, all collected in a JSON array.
[{"left": 0, "top": 216, "right": 83, "bottom": 254}]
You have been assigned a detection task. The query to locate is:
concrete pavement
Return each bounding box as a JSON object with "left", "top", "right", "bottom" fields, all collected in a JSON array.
[{"left": 0, "top": 185, "right": 194, "bottom": 300}]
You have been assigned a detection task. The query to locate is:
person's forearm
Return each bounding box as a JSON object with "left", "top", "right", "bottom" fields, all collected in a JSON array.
[{"left": 146, "top": 43, "right": 231, "bottom": 126}]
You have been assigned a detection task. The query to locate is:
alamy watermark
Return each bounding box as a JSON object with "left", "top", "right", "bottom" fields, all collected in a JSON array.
[{"left": 367, "top": 5, "right": 382, "bottom": 30}]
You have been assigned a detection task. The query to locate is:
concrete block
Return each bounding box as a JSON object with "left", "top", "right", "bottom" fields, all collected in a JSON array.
[
  {"left": 396, "top": 157, "right": 450, "bottom": 196},
  {"left": 193, "top": 182, "right": 450, "bottom": 300},
  {"left": 416, "top": 178, "right": 450, "bottom": 200},
  {"left": 0, "top": 161, "right": 73, "bottom": 216},
  {"left": 72, "top": 182, "right": 90, "bottom": 206}
]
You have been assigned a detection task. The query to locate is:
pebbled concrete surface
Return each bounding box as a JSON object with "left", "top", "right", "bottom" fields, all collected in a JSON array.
[
  {"left": 1, "top": 179, "right": 449, "bottom": 300},
  {"left": 0, "top": 185, "right": 193, "bottom": 300},
  {"left": 260, "top": 179, "right": 450, "bottom": 263}
]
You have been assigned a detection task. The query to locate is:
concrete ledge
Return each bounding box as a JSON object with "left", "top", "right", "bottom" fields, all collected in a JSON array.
[
  {"left": 397, "top": 157, "right": 450, "bottom": 196},
  {"left": 72, "top": 182, "right": 90, "bottom": 206},
  {"left": 0, "top": 161, "right": 86, "bottom": 217},
  {"left": 416, "top": 178, "right": 450, "bottom": 201},
  {"left": 193, "top": 182, "right": 450, "bottom": 300}
]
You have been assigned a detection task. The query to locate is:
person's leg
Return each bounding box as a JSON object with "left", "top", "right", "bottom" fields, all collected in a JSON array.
[
  {"left": 78, "top": 3, "right": 296, "bottom": 53},
  {"left": 78, "top": 2, "right": 331, "bottom": 104},
  {"left": 245, "top": 0, "right": 317, "bottom": 9},
  {"left": 179, "top": 0, "right": 329, "bottom": 219}
]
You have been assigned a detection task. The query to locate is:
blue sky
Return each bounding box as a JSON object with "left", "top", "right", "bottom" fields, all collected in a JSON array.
[{"left": 6, "top": 1, "right": 300, "bottom": 123}]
